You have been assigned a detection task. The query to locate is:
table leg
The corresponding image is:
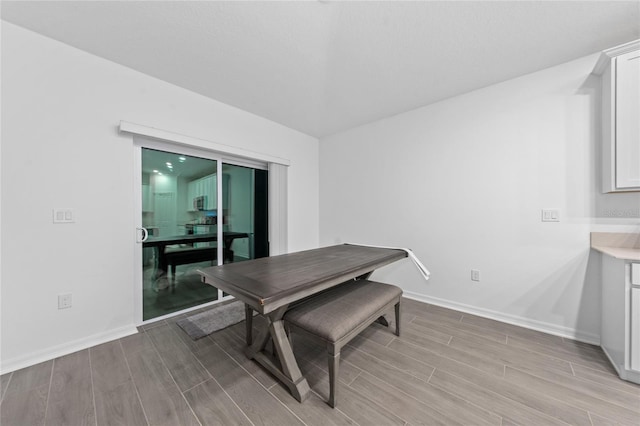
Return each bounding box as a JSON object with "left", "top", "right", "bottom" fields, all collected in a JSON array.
[
  {"left": 269, "top": 320, "right": 310, "bottom": 402},
  {"left": 151, "top": 245, "right": 172, "bottom": 292},
  {"left": 245, "top": 324, "right": 271, "bottom": 359},
  {"left": 156, "top": 245, "right": 168, "bottom": 277},
  {"left": 244, "top": 306, "right": 310, "bottom": 403},
  {"left": 223, "top": 236, "right": 233, "bottom": 263},
  {"left": 245, "top": 304, "right": 253, "bottom": 346}
]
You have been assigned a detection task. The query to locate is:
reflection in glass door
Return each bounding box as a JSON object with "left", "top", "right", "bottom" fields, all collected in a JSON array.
[
  {"left": 140, "top": 148, "right": 270, "bottom": 321},
  {"left": 141, "top": 148, "right": 220, "bottom": 321},
  {"left": 221, "top": 164, "right": 269, "bottom": 263}
]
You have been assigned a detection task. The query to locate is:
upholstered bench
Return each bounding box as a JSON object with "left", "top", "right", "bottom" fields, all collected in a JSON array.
[{"left": 283, "top": 279, "right": 402, "bottom": 408}]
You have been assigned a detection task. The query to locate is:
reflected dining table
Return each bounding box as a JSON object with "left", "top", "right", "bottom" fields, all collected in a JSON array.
[
  {"left": 197, "top": 243, "right": 407, "bottom": 402},
  {"left": 143, "top": 231, "right": 249, "bottom": 275}
]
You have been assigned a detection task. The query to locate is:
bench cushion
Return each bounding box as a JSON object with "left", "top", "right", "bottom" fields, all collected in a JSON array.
[{"left": 283, "top": 280, "right": 402, "bottom": 343}]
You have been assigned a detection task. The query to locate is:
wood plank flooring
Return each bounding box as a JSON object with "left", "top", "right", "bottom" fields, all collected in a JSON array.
[{"left": 1, "top": 298, "right": 639, "bottom": 425}]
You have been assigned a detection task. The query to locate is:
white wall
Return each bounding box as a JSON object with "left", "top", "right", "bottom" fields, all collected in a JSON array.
[
  {"left": 1, "top": 22, "right": 319, "bottom": 373},
  {"left": 320, "top": 53, "right": 640, "bottom": 343}
]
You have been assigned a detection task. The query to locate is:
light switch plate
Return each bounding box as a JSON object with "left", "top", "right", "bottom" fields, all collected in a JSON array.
[
  {"left": 53, "top": 208, "right": 75, "bottom": 223},
  {"left": 541, "top": 209, "right": 560, "bottom": 222}
]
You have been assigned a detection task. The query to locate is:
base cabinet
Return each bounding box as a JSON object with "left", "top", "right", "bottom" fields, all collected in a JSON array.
[
  {"left": 601, "top": 256, "right": 640, "bottom": 384},
  {"left": 632, "top": 287, "right": 640, "bottom": 371}
]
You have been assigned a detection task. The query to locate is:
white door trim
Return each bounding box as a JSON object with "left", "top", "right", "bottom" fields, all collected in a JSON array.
[
  {"left": 120, "top": 120, "right": 290, "bottom": 166},
  {"left": 268, "top": 163, "right": 288, "bottom": 255},
  {"left": 129, "top": 131, "right": 289, "bottom": 325}
]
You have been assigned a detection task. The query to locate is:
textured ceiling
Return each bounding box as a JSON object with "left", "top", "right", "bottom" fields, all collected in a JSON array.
[{"left": 2, "top": 1, "right": 639, "bottom": 137}]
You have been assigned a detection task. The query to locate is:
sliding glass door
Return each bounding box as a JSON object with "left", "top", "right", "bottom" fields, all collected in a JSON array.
[
  {"left": 222, "top": 163, "right": 269, "bottom": 263},
  {"left": 139, "top": 146, "right": 268, "bottom": 321}
]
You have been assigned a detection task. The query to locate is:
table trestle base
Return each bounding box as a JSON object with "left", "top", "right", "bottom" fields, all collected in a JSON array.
[{"left": 244, "top": 305, "right": 311, "bottom": 403}]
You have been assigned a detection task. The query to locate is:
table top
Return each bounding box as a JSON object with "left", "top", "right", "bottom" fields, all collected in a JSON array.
[
  {"left": 143, "top": 231, "right": 249, "bottom": 247},
  {"left": 197, "top": 244, "right": 407, "bottom": 314}
]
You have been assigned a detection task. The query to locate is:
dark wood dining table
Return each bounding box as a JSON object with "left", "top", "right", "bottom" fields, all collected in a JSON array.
[{"left": 197, "top": 243, "right": 407, "bottom": 402}]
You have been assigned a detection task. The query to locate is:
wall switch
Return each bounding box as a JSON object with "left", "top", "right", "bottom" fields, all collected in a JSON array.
[
  {"left": 541, "top": 209, "right": 560, "bottom": 222},
  {"left": 471, "top": 269, "right": 481, "bottom": 282},
  {"left": 58, "top": 293, "right": 72, "bottom": 309},
  {"left": 53, "top": 208, "right": 75, "bottom": 223}
]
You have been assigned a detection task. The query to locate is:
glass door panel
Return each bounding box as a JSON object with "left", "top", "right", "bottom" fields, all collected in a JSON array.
[
  {"left": 141, "top": 148, "right": 220, "bottom": 321},
  {"left": 221, "top": 164, "right": 269, "bottom": 264},
  {"left": 218, "top": 164, "right": 268, "bottom": 298}
]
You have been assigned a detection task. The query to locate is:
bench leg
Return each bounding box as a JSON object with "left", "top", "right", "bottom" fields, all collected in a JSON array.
[
  {"left": 328, "top": 348, "right": 340, "bottom": 408},
  {"left": 245, "top": 304, "right": 253, "bottom": 346},
  {"left": 395, "top": 301, "right": 401, "bottom": 337}
]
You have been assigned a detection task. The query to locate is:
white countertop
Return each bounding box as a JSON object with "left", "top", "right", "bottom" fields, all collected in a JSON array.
[
  {"left": 591, "top": 245, "right": 640, "bottom": 261},
  {"left": 591, "top": 232, "right": 640, "bottom": 261}
]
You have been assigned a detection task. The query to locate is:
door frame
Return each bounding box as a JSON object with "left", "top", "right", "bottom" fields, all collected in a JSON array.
[{"left": 132, "top": 135, "right": 273, "bottom": 325}]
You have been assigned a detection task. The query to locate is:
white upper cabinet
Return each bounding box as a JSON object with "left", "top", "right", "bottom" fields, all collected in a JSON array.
[
  {"left": 187, "top": 179, "right": 196, "bottom": 211},
  {"left": 186, "top": 174, "right": 228, "bottom": 211},
  {"left": 594, "top": 40, "right": 640, "bottom": 193},
  {"left": 616, "top": 51, "right": 640, "bottom": 189},
  {"left": 203, "top": 174, "right": 216, "bottom": 210}
]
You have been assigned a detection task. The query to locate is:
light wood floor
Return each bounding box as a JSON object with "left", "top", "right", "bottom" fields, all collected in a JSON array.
[{"left": 2, "top": 298, "right": 639, "bottom": 425}]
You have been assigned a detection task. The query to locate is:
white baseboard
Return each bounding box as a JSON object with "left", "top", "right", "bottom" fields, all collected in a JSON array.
[
  {"left": 403, "top": 291, "right": 601, "bottom": 345},
  {"left": 0, "top": 325, "right": 139, "bottom": 375}
]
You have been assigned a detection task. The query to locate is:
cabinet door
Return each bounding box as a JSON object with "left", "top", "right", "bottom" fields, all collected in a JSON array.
[
  {"left": 208, "top": 175, "right": 217, "bottom": 210},
  {"left": 221, "top": 174, "right": 229, "bottom": 210},
  {"left": 201, "top": 176, "right": 209, "bottom": 209},
  {"left": 187, "top": 180, "right": 196, "bottom": 211},
  {"left": 197, "top": 178, "right": 204, "bottom": 198},
  {"left": 631, "top": 287, "right": 640, "bottom": 371},
  {"left": 616, "top": 51, "right": 640, "bottom": 189}
]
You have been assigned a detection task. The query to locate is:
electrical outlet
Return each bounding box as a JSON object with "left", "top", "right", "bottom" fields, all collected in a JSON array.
[
  {"left": 58, "top": 293, "right": 72, "bottom": 309},
  {"left": 471, "top": 269, "right": 481, "bottom": 282}
]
